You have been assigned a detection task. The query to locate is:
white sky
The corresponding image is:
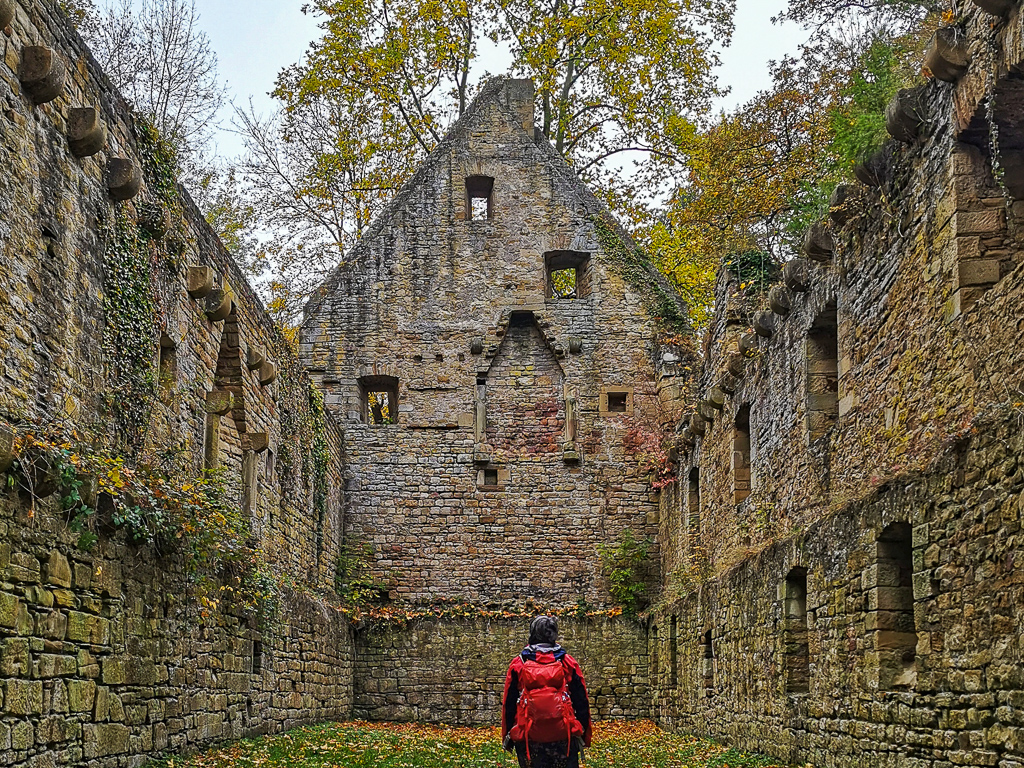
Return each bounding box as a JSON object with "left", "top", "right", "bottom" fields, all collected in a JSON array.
[{"left": 189, "top": 0, "right": 809, "bottom": 161}]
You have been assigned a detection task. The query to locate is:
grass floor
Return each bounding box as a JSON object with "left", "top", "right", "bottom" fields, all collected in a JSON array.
[{"left": 152, "top": 720, "right": 788, "bottom": 768}]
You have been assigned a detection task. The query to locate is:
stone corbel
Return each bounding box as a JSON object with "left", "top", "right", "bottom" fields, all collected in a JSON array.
[
  {"left": 241, "top": 432, "right": 270, "bottom": 453},
  {"left": 68, "top": 108, "right": 107, "bottom": 158},
  {"left": 187, "top": 266, "right": 215, "bottom": 299},
  {"left": 924, "top": 27, "right": 969, "bottom": 83},
  {"left": 753, "top": 311, "right": 776, "bottom": 339},
  {"left": 258, "top": 361, "right": 278, "bottom": 386},
  {"left": 20, "top": 46, "right": 66, "bottom": 105},
  {"left": 107, "top": 158, "right": 142, "bottom": 201},
  {"left": 783, "top": 259, "right": 811, "bottom": 293},
  {"left": 246, "top": 344, "right": 266, "bottom": 371},
  {"left": 768, "top": 285, "right": 792, "bottom": 317},
  {"left": 0, "top": 0, "right": 15, "bottom": 29},
  {"left": 802, "top": 222, "right": 833, "bottom": 262}
]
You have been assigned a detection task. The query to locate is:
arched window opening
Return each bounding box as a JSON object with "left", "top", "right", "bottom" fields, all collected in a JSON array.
[
  {"left": 465, "top": 175, "right": 494, "bottom": 221},
  {"left": 732, "top": 405, "right": 751, "bottom": 504},
  {"left": 784, "top": 567, "right": 810, "bottom": 694},
  {"left": 359, "top": 376, "right": 399, "bottom": 426},
  {"left": 871, "top": 522, "right": 917, "bottom": 689},
  {"left": 806, "top": 306, "right": 839, "bottom": 442}
]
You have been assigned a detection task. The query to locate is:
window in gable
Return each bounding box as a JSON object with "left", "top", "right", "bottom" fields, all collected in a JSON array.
[
  {"left": 545, "top": 251, "right": 591, "bottom": 300},
  {"left": 466, "top": 175, "right": 494, "bottom": 221}
]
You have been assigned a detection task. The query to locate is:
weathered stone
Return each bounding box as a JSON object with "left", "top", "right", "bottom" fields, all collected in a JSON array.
[
  {"left": 19, "top": 46, "right": 66, "bottom": 105},
  {"left": 0, "top": 0, "right": 14, "bottom": 29},
  {"left": 970, "top": 0, "right": 1014, "bottom": 17},
  {"left": 106, "top": 158, "right": 142, "bottom": 201},
  {"left": 752, "top": 310, "right": 776, "bottom": 338},
  {"left": 139, "top": 202, "right": 171, "bottom": 239},
  {"left": 925, "top": 27, "right": 970, "bottom": 82},
  {"left": 187, "top": 265, "right": 215, "bottom": 298},
  {"left": 768, "top": 285, "right": 792, "bottom": 317},
  {"left": 67, "top": 107, "right": 107, "bottom": 158},
  {"left": 0, "top": 424, "right": 14, "bottom": 473},
  {"left": 246, "top": 344, "right": 265, "bottom": 370},
  {"left": 241, "top": 432, "right": 270, "bottom": 453},
  {"left": 854, "top": 146, "right": 891, "bottom": 187},
  {"left": 783, "top": 259, "right": 811, "bottom": 293},
  {"left": 45, "top": 551, "right": 71, "bottom": 588},
  {"left": 829, "top": 183, "right": 858, "bottom": 227},
  {"left": 802, "top": 221, "right": 833, "bottom": 262},
  {"left": 258, "top": 361, "right": 278, "bottom": 386},
  {"left": 205, "top": 390, "right": 235, "bottom": 415},
  {"left": 885, "top": 87, "right": 927, "bottom": 143},
  {"left": 204, "top": 287, "right": 232, "bottom": 321}
]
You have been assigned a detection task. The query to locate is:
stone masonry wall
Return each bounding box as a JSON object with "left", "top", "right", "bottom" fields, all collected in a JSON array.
[
  {"left": 0, "top": 2, "right": 352, "bottom": 766},
  {"left": 353, "top": 616, "right": 650, "bottom": 725},
  {"left": 653, "top": 3, "right": 1024, "bottom": 766}
]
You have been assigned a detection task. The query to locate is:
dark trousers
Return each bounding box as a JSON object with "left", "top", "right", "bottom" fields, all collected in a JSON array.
[{"left": 514, "top": 740, "right": 580, "bottom": 768}]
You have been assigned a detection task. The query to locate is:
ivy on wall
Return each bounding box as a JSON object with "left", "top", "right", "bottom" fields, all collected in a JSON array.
[
  {"left": 101, "top": 207, "right": 157, "bottom": 453},
  {"left": 591, "top": 215, "right": 691, "bottom": 336}
]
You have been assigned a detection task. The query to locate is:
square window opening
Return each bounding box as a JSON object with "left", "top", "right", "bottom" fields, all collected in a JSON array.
[
  {"left": 466, "top": 175, "right": 494, "bottom": 221},
  {"left": 359, "top": 376, "right": 399, "bottom": 426},
  {"left": 545, "top": 250, "right": 591, "bottom": 300},
  {"left": 483, "top": 468, "right": 498, "bottom": 486},
  {"left": 607, "top": 392, "right": 628, "bottom": 413}
]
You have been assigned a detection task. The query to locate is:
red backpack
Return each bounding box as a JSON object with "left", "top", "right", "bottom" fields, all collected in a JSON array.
[{"left": 509, "top": 652, "right": 584, "bottom": 759}]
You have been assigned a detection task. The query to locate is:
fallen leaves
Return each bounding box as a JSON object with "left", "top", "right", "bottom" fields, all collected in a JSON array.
[{"left": 147, "top": 720, "right": 790, "bottom": 768}]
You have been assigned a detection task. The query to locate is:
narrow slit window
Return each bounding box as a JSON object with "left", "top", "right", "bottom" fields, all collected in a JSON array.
[
  {"left": 158, "top": 334, "right": 177, "bottom": 394},
  {"left": 252, "top": 637, "right": 263, "bottom": 675},
  {"left": 784, "top": 567, "right": 810, "bottom": 694},
  {"left": 872, "top": 522, "right": 917, "bottom": 689},
  {"left": 466, "top": 175, "right": 494, "bottom": 221},
  {"left": 669, "top": 615, "right": 678, "bottom": 688},
  {"left": 687, "top": 467, "right": 700, "bottom": 539},
  {"left": 732, "top": 404, "right": 751, "bottom": 504},
  {"left": 359, "top": 376, "right": 399, "bottom": 426},
  {"left": 806, "top": 305, "right": 839, "bottom": 442},
  {"left": 702, "top": 629, "right": 715, "bottom": 695}
]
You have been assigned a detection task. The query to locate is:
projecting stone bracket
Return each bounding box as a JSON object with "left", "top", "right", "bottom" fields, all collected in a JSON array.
[
  {"left": 885, "top": 87, "right": 928, "bottom": 144},
  {"left": 139, "top": 202, "right": 171, "bottom": 240},
  {"left": 768, "top": 285, "right": 792, "bottom": 317},
  {"left": 258, "top": 361, "right": 278, "bottom": 386},
  {"left": 206, "top": 390, "right": 237, "bottom": 415},
  {"left": 205, "top": 287, "right": 233, "bottom": 322},
  {"left": 246, "top": 344, "right": 266, "bottom": 371},
  {"left": 925, "top": 27, "right": 969, "bottom": 83},
  {"left": 107, "top": 158, "right": 142, "bottom": 201},
  {"left": 753, "top": 311, "right": 776, "bottom": 339},
  {"left": 241, "top": 432, "right": 270, "bottom": 453},
  {"left": 802, "top": 222, "right": 833, "bottom": 262},
  {"left": 784, "top": 259, "right": 811, "bottom": 293},
  {"left": 0, "top": 0, "right": 15, "bottom": 30},
  {"left": 187, "top": 266, "right": 215, "bottom": 298},
  {"left": 19, "top": 46, "right": 66, "bottom": 105},
  {"left": 68, "top": 107, "right": 107, "bottom": 158}
]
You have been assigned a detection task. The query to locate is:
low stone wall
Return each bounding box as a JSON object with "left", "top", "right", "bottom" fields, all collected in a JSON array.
[{"left": 353, "top": 616, "right": 650, "bottom": 725}]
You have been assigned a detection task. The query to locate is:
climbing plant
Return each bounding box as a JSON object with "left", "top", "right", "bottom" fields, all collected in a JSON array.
[
  {"left": 597, "top": 529, "right": 652, "bottom": 616},
  {"left": 101, "top": 207, "right": 157, "bottom": 453},
  {"left": 591, "top": 215, "right": 691, "bottom": 336}
]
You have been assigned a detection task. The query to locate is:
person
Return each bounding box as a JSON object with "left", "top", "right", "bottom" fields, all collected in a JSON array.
[{"left": 501, "top": 615, "right": 592, "bottom": 768}]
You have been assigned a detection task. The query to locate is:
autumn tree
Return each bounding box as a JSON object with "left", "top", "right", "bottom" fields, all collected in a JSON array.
[
  {"left": 80, "top": 0, "right": 226, "bottom": 180},
  {"left": 241, "top": 0, "right": 735, "bottom": 322}
]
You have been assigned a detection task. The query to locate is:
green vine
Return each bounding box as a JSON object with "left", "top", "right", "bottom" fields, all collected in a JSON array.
[
  {"left": 102, "top": 208, "right": 157, "bottom": 453},
  {"left": 591, "top": 216, "right": 690, "bottom": 335},
  {"left": 597, "top": 528, "right": 653, "bottom": 616},
  {"left": 307, "top": 383, "right": 330, "bottom": 533}
]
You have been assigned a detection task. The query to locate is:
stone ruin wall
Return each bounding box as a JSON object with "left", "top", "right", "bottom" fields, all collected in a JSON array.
[
  {"left": 300, "top": 79, "right": 684, "bottom": 722},
  {"left": 0, "top": 2, "right": 352, "bottom": 766},
  {"left": 652, "top": 3, "right": 1024, "bottom": 766}
]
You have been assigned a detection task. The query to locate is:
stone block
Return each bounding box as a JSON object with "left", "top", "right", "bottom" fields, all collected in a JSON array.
[
  {"left": 3, "top": 679, "right": 43, "bottom": 715},
  {"left": 0, "top": 592, "right": 19, "bottom": 628},
  {"left": 954, "top": 258, "right": 1000, "bottom": 289},
  {"left": 68, "top": 680, "right": 96, "bottom": 713},
  {"left": 67, "top": 107, "right": 107, "bottom": 158},
  {"left": 953, "top": 209, "right": 1005, "bottom": 237},
  {"left": 19, "top": 46, "right": 67, "bottom": 104},
  {"left": 107, "top": 158, "right": 142, "bottom": 202},
  {"left": 45, "top": 550, "right": 71, "bottom": 588}
]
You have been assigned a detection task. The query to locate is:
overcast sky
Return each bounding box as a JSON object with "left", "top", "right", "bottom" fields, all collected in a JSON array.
[{"left": 186, "top": 0, "right": 808, "bottom": 160}]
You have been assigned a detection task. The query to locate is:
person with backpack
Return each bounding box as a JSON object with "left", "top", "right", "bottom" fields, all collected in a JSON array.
[{"left": 501, "top": 615, "right": 592, "bottom": 767}]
